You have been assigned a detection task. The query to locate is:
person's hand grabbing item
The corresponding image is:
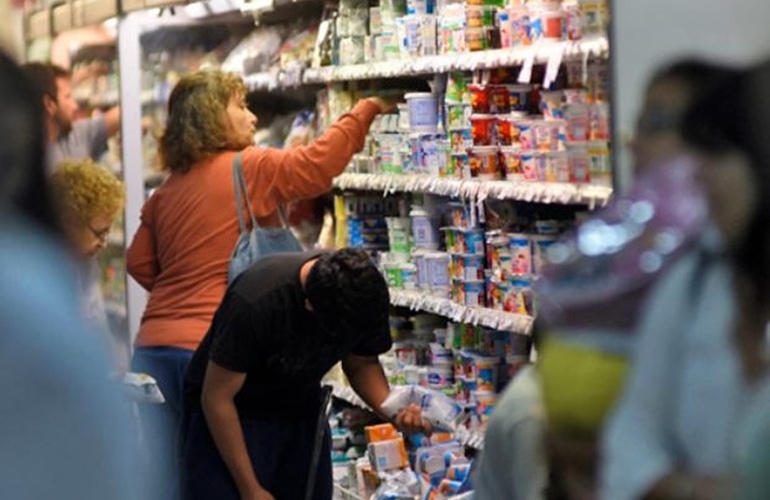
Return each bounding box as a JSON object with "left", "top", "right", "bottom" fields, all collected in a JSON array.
[
  {"left": 367, "top": 96, "right": 400, "bottom": 114},
  {"left": 395, "top": 403, "right": 433, "bottom": 436}
]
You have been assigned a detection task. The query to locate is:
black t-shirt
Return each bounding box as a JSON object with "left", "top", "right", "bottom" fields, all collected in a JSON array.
[{"left": 185, "top": 251, "right": 393, "bottom": 420}]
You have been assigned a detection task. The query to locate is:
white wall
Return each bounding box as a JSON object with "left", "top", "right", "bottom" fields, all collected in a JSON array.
[{"left": 612, "top": 0, "right": 770, "bottom": 189}]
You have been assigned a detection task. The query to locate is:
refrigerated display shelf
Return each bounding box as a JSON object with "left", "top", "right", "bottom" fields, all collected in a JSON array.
[
  {"left": 389, "top": 289, "right": 534, "bottom": 334},
  {"left": 334, "top": 173, "right": 612, "bottom": 207},
  {"left": 303, "top": 36, "right": 609, "bottom": 83}
]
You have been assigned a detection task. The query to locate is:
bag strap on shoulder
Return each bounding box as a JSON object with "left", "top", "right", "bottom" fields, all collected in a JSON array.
[
  {"left": 232, "top": 152, "right": 293, "bottom": 231},
  {"left": 233, "top": 152, "right": 259, "bottom": 233}
]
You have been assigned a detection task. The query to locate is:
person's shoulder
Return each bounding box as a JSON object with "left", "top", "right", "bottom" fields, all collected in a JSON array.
[{"left": 231, "top": 253, "right": 308, "bottom": 301}]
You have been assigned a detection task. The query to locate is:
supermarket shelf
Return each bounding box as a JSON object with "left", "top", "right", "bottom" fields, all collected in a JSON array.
[
  {"left": 334, "top": 173, "right": 613, "bottom": 207},
  {"left": 243, "top": 71, "right": 280, "bottom": 91},
  {"left": 243, "top": 67, "right": 309, "bottom": 91},
  {"left": 389, "top": 289, "right": 534, "bottom": 334},
  {"left": 304, "top": 36, "right": 608, "bottom": 83},
  {"left": 326, "top": 382, "right": 485, "bottom": 449}
]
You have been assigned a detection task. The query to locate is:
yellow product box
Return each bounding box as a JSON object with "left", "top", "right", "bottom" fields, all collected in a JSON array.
[
  {"left": 365, "top": 423, "right": 400, "bottom": 443},
  {"left": 367, "top": 438, "right": 408, "bottom": 472}
]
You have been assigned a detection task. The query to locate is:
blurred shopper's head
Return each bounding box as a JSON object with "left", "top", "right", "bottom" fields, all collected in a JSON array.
[
  {"left": 159, "top": 70, "right": 256, "bottom": 173},
  {"left": 50, "top": 159, "right": 124, "bottom": 258},
  {"left": 683, "top": 60, "right": 770, "bottom": 320},
  {"left": 632, "top": 60, "right": 739, "bottom": 173},
  {"left": 20, "top": 62, "right": 78, "bottom": 138},
  {"left": 0, "top": 51, "right": 60, "bottom": 235}
]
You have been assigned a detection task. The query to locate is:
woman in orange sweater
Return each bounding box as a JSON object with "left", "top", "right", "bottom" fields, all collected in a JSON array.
[{"left": 126, "top": 70, "right": 391, "bottom": 500}]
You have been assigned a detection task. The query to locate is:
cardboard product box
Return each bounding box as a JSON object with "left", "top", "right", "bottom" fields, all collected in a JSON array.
[
  {"left": 368, "top": 438, "right": 409, "bottom": 472},
  {"left": 365, "top": 423, "right": 400, "bottom": 443}
]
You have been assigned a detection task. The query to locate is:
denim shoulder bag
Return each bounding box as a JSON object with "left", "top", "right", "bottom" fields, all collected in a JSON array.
[{"left": 228, "top": 152, "right": 303, "bottom": 284}]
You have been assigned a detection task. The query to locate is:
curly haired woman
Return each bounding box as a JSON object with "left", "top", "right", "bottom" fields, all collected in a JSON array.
[
  {"left": 125, "top": 69, "right": 393, "bottom": 500},
  {"left": 50, "top": 159, "right": 124, "bottom": 347}
]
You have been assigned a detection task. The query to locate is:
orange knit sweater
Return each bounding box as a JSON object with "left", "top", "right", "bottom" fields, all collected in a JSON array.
[{"left": 126, "top": 99, "right": 379, "bottom": 350}]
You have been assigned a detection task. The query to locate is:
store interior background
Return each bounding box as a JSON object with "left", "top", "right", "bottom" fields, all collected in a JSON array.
[
  {"left": 4, "top": 0, "right": 770, "bottom": 497},
  {"left": 3, "top": 0, "right": 770, "bottom": 376},
  {"left": 3, "top": 0, "right": 770, "bottom": 188}
]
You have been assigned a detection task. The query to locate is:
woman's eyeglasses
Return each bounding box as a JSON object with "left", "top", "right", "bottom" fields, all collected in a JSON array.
[{"left": 86, "top": 223, "right": 111, "bottom": 242}]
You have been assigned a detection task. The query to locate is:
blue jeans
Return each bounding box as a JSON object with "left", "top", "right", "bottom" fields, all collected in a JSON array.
[
  {"left": 181, "top": 411, "right": 332, "bottom": 500},
  {"left": 132, "top": 346, "right": 194, "bottom": 500}
]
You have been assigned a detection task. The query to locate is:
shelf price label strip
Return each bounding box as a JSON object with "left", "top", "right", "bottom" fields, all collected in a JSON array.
[
  {"left": 302, "top": 37, "right": 609, "bottom": 84},
  {"left": 333, "top": 173, "right": 613, "bottom": 206},
  {"left": 389, "top": 289, "right": 534, "bottom": 335},
  {"left": 241, "top": 38, "right": 609, "bottom": 88}
]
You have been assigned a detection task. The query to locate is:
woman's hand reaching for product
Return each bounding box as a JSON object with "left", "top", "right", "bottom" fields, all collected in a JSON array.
[
  {"left": 368, "top": 96, "right": 399, "bottom": 114},
  {"left": 395, "top": 403, "right": 433, "bottom": 435}
]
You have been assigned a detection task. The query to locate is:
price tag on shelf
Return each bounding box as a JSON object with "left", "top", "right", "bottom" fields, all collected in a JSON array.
[
  {"left": 543, "top": 44, "right": 566, "bottom": 90},
  {"left": 517, "top": 50, "right": 536, "bottom": 84}
]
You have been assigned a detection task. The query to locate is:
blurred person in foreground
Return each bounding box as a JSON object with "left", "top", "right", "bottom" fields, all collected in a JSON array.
[
  {"left": 182, "top": 249, "right": 430, "bottom": 500},
  {"left": 126, "top": 69, "right": 395, "bottom": 500},
  {"left": 0, "top": 48, "right": 139, "bottom": 500},
  {"left": 472, "top": 60, "right": 738, "bottom": 500},
  {"left": 50, "top": 159, "right": 126, "bottom": 368},
  {"left": 685, "top": 60, "right": 770, "bottom": 500},
  {"left": 20, "top": 62, "right": 120, "bottom": 168},
  {"left": 600, "top": 63, "right": 765, "bottom": 500}
]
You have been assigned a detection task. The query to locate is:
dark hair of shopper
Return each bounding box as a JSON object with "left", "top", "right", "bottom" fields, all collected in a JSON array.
[
  {"left": 304, "top": 248, "right": 390, "bottom": 339},
  {"left": 0, "top": 51, "right": 61, "bottom": 235},
  {"left": 19, "top": 61, "right": 70, "bottom": 102},
  {"left": 638, "top": 59, "right": 741, "bottom": 135},
  {"left": 682, "top": 61, "right": 770, "bottom": 316}
]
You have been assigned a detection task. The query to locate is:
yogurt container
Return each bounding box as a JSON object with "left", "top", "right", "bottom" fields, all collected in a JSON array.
[
  {"left": 449, "top": 128, "right": 472, "bottom": 153},
  {"left": 490, "top": 85, "right": 511, "bottom": 114},
  {"left": 473, "top": 389, "right": 497, "bottom": 423},
  {"left": 473, "top": 355, "right": 500, "bottom": 391},
  {"left": 500, "top": 145, "right": 524, "bottom": 181},
  {"left": 428, "top": 362, "right": 454, "bottom": 387},
  {"left": 540, "top": 90, "right": 565, "bottom": 120},
  {"left": 426, "top": 252, "right": 451, "bottom": 295},
  {"left": 458, "top": 254, "right": 486, "bottom": 281},
  {"left": 468, "top": 84, "right": 492, "bottom": 114},
  {"left": 509, "top": 234, "right": 532, "bottom": 275},
  {"left": 495, "top": 114, "right": 515, "bottom": 146},
  {"left": 470, "top": 114, "right": 498, "bottom": 145},
  {"left": 469, "top": 145, "right": 500, "bottom": 179},
  {"left": 458, "top": 279, "right": 485, "bottom": 307},
  {"left": 521, "top": 152, "right": 538, "bottom": 181},
  {"left": 446, "top": 103, "right": 472, "bottom": 129},
  {"left": 464, "top": 229, "right": 485, "bottom": 255},
  {"left": 405, "top": 92, "right": 439, "bottom": 132},
  {"left": 410, "top": 205, "right": 440, "bottom": 250}
]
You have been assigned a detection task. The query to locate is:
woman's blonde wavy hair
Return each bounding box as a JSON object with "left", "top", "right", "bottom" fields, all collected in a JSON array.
[
  {"left": 50, "top": 159, "right": 124, "bottom": 221},
  {"left": 159, "top": 70, "right": 248, "bottom": 173}
]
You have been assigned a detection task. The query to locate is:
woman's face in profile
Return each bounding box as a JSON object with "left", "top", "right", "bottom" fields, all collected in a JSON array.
[
  {"left": 225, "top": 92, "right": 257, "bottom": 149},
  {"left": 64, "top": 212, "right": 115, "bottom": 258}
]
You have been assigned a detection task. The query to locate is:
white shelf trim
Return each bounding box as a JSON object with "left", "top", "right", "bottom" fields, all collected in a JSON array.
[
  {"left": 389, "top": 289, "right": 534, "bottom": 334},
  {"left": 334, "top": 173, "right": 612, "bottom": 206},
  {"left": 304, "top": 37, "right": 608, "bottom": 83}
]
